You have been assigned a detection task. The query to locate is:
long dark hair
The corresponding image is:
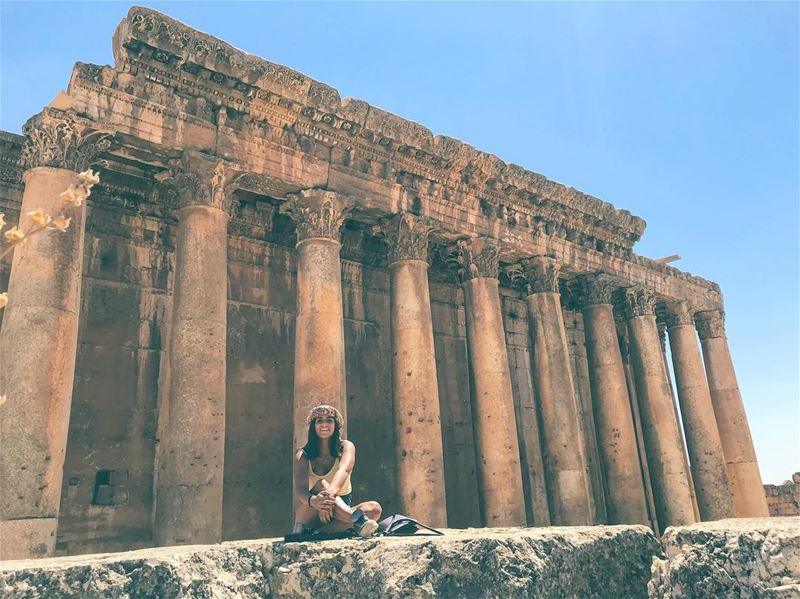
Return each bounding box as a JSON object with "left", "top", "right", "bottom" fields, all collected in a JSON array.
[{"left": 302, "top": 418, "right": 344, "bottom": 460}]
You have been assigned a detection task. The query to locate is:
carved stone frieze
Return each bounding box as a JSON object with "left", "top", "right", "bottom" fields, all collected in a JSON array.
[
  {"left": 111, "top": 6, "right": 647, "bottom": 253},
  {"left": 18, "top": 109, "right": 112, "bottom": 173},
  {"left": 665, "top": 300, "right": 696, "bottom": 329},
  {"left": 380, "top": 212, "right": 435, "bottom": 264},
  {"left": 454, "top": 237, "right": 500, "bottom": 282},
  {"left": 577, "top": 273, "right": 618, "bottom": 307},
  {"left": 624, "top": 286, "right": 657, "bottom": 318},
  {"left": 695, "top": 309, "right": 726, "bottom": 340},
  {"left": 280, "top": 189, "right": 353, "bottom": 243},
  {"left": 522, "top": 256, "right": 561, "bottom": 294}
]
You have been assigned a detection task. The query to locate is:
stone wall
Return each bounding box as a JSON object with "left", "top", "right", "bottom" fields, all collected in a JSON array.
[{"left": 764, "top": 474, "right": 800, "bottom": 517}]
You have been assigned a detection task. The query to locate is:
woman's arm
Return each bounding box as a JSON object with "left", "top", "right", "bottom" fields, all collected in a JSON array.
[
  {"left": 293, "top": 450, "right": 312, "bottom": 507},
  {"left": 326, "top": 440, "right": 355, "bottom": 496}
]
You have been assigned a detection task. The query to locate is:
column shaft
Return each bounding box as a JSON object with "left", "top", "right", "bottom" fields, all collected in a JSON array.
[
  {"left": 0, "top": 167, "right": 85, "bottom": 559},
  {"left": 155, "top": 204, "right": 228, "bottom": 545},
  {"left": 667, "top": 316, "right": 733, "bottom": 521},
  {"left": 390, "top": 260, "right": 447, "bottom": 526},
  {"left": 626, "top": 289, "right": 696, "bottom": 528},
  {"left": 527, "top": 291, "right": 593, "bottom": 525},
  {"left": 456, "top": 237, "right": 525, "bottom": 526},
  {"left": 583, "top": 301, "right": 649, "bottom": 525},
  {"left": 463, "top": 277, "right": 526, "bottom": 526},
  {"left": 292, "top": 238, "right": 348, "bottom": 448},
  {"left": 696, "top": 310, "right": 769, "bottom": 517}
]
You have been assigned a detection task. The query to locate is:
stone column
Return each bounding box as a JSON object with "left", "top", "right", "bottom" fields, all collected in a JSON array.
[
  {"left": 0, "top": 110, "right": 109, "bottom": 559},
  {"left": 154, "top": 153, "right": 237, "bottom": 546},
  {"left": 524, "top": 257, "right": 593, "bottom": 525},
  {"left": 666, "top": 302, "right": 733, "bottom": 521},
  {"left": 578, "top": 274, "right": 649, "bottom": 525},
  {"left": 695, "top": 309, "right": 769, "bottom": 517},
  {"left": 382, "top": 212, "right": 447, "bottom": 527},
  {"left": 281, "top": 190, "right": 352, "bottom": 453},
  {"left": 455, "top": 237, "right": 526, "bottom": 526},
  {"left": 625, "top": 287, "right": 696, "bottom": 528}
]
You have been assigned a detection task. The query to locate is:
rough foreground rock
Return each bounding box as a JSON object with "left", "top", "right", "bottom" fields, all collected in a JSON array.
[
  {"left": 1, "top": 525, "right": 659, "bottom": 598},
  {"left": 649, "top": 517, "right": 800, "bottom": 598}
]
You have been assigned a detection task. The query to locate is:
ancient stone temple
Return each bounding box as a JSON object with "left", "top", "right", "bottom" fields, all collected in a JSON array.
[{"left": 0, "top": 6, "right": 770, "bottom": 560}]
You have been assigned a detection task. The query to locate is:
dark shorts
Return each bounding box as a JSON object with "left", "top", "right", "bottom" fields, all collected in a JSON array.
[{"left": 339, "top": 494, "right": 352, "bottom": 507}]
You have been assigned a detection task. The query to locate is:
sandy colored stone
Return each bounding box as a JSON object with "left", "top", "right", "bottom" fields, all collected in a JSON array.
[
  {"left": 667, "top": 323, "right": 733, "bottom": 521},
  {"left": 463, "top": 277, "right": 526, "bottom": 527},
  {"left": 700, "top": 334, "right": 769, "bottom": 518},
  {"left": 0, "top": 167, "right": 85, "bottom": 559},
  {"left": 583, "top": 303, "right": 650, "bottom": 526},
  {"left": 649, "top": 517, "right": 800, "bottom": 598},
  {"left": 390, "top": 259, "right": 447, "bottom": 527},
  {"left": 528, "top": 291, "right": 593, "bottom": 526},
  {"left": 0, "top": 525, "right": 660, "bottom": 599},
  {"left": 154, "top": 204, "right": 228, "bottom": 546},
  {"left": 627, "top": 314, "right": 696, "bottom": 529}
]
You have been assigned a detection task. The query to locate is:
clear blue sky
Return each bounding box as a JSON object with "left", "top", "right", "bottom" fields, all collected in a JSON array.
[{"left": 1, "top": 2, "right": 797, "bottom": 484}]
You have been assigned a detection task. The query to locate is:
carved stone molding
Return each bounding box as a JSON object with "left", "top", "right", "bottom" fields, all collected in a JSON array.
[
  {"left": 18, "top": 109, "right": 112, "bottom": 173},
  {"left": 665, "top": 300, "right": 695, "bottom": 328},
  {"left": 624, "top": 286, "right": 657, "bottom": 318},
  {"left": 577, "top": 273, "right": 618, "bottom": 307},
  {"left": 522, "top": 256, "right": 561, "bottom": 294},
  {"left": 454, "top": 237, "right": 499, "bottom": 282},
  {"left": 380, "top": 211, "right": 435, "bottom": 264},
  {"left": 695, "top": 309, "right": 726, "bottom": 340},
  {"left": 281, "top": 188, "right": 353, "bottom": 244},
  {"left": 163, "top": 151, "right": 241, "bottom": 215}
]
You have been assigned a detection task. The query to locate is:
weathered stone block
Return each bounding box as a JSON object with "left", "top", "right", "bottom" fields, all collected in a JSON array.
[
  {"left": 649, "top": 517, "right": 800, "bottom": 598},
  {"left": 1, "top": 525, "right": 659, "bottom": 598}
]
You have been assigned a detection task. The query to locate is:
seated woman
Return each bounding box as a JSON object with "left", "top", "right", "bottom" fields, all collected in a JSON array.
[{"left": 293, "top": 405, "right": 382, "bottom": 537}]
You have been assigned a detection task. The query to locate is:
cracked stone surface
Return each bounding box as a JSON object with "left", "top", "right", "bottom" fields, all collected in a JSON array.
[
  {"left": 1, "top": 525, "right": 659, "bottom": 598},
  {"left": 648, "top": 517, "right": 800, "bottom": 598}
]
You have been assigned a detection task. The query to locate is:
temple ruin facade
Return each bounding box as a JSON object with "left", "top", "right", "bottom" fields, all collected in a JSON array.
[{"left": 0, "top": 7, "right": 770, "bottom": 559}]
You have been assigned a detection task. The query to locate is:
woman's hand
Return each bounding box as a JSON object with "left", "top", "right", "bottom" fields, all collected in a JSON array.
[{"left": 310, "top": 491, "right": 335, "bottom": 522}]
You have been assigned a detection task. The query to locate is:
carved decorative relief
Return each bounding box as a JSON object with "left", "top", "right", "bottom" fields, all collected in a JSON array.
[
  {"left": 380, "top": 212, "right": 435, "bottom": 264},
  {"left": 665, "top": 300, "right": 695, "bottom": 328},
  {"left": 577, "top": 273, "right": 618, "bottom": 307},
  {"left": 522, "top": 256, "right": 561, "bottom": 294},
  {"left": 624, "top": 286, "right": 657, "bottom": 318},
  {"left": 454, "top": 237, "right": 499, "bottom": 282},
  {"left": 695, "top": 309, "right": 726, "bottom": 340},
  {"left": 163, "top": 152, "right": 241, "bottom": 215},
  {"left": 281, "top": 189, "right": 353, "bottom": 243},
  {"left": 18, "top": 109, "right": 111, "bottom": 172}
]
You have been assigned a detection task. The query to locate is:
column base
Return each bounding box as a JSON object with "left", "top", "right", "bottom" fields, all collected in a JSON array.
[{"left": 0, "top": 517, "right": 58, "bottom": 560}]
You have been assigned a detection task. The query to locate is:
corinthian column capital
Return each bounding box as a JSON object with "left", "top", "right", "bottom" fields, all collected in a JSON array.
[
  {"left": 577, "top": 273, "right": 618, "bottom": 307},
  {"left": 665, "top": 300, "right": 696, "bottom": 329},
  {"left": 163, "top": 151, "right": 243, "bottom": 215},
  {"left": 695, "top": 309, "right": 726, "bottom": 340},
  {"left": 281, "top": 188, "right": 353, "bottom": 244},
  {"left": 19, "top": 108, "right": 112, "bottom": 173},
  {"left": 455, "top": 236, "right": 499, "bottom": 281},
  {"left": 380, "top": 211, "right": 435, "bottom": 265},
  {"left": 624, "top": 286, "right": 657, "bottom": 319},
  {"left": 522, "top": 256, "right": 561, "bottom": 294}
]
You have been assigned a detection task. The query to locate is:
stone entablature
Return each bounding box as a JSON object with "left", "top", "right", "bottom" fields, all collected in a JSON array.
[
  {"left": 26, "top": 5, "right": 717, "bottom": 308},
  {"left": 111, "top": 7, "right": 643, "bottom": 247}
]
